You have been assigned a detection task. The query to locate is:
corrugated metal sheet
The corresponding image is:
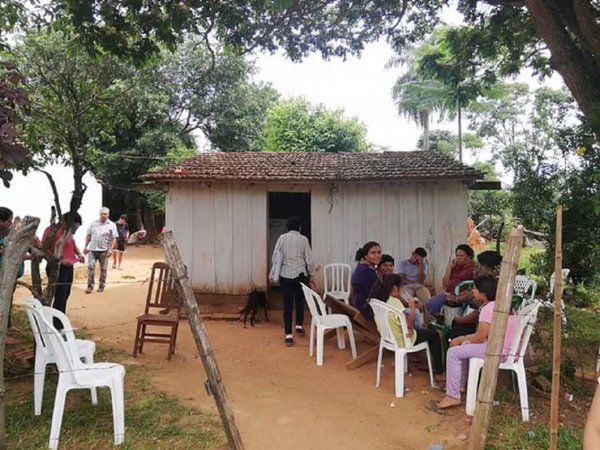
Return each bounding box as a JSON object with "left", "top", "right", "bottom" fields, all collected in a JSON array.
[{"left": 166, "top": 180, "right": 468, "bottom": 293}]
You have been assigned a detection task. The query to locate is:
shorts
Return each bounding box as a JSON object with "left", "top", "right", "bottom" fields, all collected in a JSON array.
[{"left": 116, "top": 239, "right": 127, "bottom": 252}]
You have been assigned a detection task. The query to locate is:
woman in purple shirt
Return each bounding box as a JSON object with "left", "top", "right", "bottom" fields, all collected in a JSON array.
[{"left": 351, "top": 241, "right": 382, "bottom": 320}]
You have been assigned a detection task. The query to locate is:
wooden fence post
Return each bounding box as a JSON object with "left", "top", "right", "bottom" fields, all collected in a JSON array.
[
  {"left": 469, "top": 226, "right": 524, "bottom": 450},
  {"left": 159, "top": 231, "right": 244, "bottom": 450},
  {"left": 549, "top": 206, "right": 563, "bottom": 449}
]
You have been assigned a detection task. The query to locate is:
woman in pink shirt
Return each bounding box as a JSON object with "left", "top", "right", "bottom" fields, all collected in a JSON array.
[
  {"left": 42, "top": 212, "right": 85, "bottom": 330},
  {"left": 436, "top": 275, "right": 519, "bottom": 410}
]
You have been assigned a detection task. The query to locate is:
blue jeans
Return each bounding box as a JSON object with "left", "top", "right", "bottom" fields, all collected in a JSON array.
[{"left": 426, "top": 292, "right": 448, "bottom": 316}]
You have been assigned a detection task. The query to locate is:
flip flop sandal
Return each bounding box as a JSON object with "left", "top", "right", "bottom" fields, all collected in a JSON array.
[{"left": 425, "top": 400, "right": 448, "bottom": 415}]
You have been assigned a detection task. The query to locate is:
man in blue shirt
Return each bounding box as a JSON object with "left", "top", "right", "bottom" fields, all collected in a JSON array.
[{"left": 399, "top": 247, "right": 431, "bottom": 305}]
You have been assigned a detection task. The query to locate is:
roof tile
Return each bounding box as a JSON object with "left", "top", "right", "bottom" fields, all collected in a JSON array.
[{"left": 143, "top": 151, "right": 481, "bottom": 182}]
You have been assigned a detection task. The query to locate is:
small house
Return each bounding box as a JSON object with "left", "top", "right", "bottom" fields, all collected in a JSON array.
[{"left": 144, "top": 151, "right": 481, "bottom": 310}]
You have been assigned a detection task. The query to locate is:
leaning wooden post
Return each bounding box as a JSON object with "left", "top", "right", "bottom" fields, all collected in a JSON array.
[
  {"left": 159, "top": 231, "right": 244, "bottom": 450},
  {"left": 469, "top": 226, "right": 524, "bottom": 450},
  {"left": 549, "top": 206, "right": 563, "bottom": 450},
  {"left": 0, "top": 216, "right": 40, "bottom": 450}
]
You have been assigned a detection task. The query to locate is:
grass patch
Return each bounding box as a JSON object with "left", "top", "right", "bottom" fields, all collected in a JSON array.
[
  {"left": 485, "top": 241, "right": 544, "bottom": 275},
  {"left": 6, "top": 308, "right": 225, "bottom": 449}
]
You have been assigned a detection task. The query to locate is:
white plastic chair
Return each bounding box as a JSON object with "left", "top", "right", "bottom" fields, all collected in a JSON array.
[
  {"left": 34, "top": 306, "right": 126, "bottom": 450},
  {"left": 514, "top": 275, "right": 537, "bottom": 303},
  {"left": 322, "top": 263, "right": 352, "bottom": 305},
  {"left": 301, "top": 283, "right": 357, "bottom": 366},
  {"left": 465, "top": 301, "right": 541, "bottom": 421},
  {"left": 21, "top": 297, "right": 97, "bottom": 416},
  {"left": 370, "top": 299, "right": 434, "bottom": 398}
]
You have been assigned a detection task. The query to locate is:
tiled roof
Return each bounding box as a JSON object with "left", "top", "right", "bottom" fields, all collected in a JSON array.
[{"left": 143, "top": 151, "right": 481, "bottom": 182}]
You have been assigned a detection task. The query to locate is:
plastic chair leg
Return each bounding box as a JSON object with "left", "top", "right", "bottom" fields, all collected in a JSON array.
[
  {"left": 48, "top": 381, "right": 68, "bottom": 450},
  {"left": 424, "top": 346, "right": 435, "bottom": 388},
  {"left": 309, "top": 321, "right": 315, "bottom": 357},
  {"left": 404, "top": 353, "right": 408, "bottom": 373},
  {"left": 110, "top": 375, "right": 126, "bottom": 445},
  {"left": 33, "top": 354, "right": 47, "bottom": 416},
  {"left": 375, "top": 344, "right": 384, "bottom": 387},
  {"left": 81, "top": 351, "right": 98, "bottom": 405},
  {"left": 466, "top": 358, "right": 484, "bottom": 416},
  {"left": 336, "top": 328, "right": 346, "bottom": 349},
  {"left": 316, "top": 327, "right": 325, "bottom": 366},
  {"left": 515, "top": 364, "right": 530, "bottom": 422},
  {"left": 395, "top": 350, "right": 405, "bottom": 398}
]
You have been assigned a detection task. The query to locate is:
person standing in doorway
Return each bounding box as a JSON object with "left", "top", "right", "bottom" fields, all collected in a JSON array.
[
  {"left": 42, "top": 212, "right": 85, "bottom": 329},
  {"left": 273, "top": 216, "right": 315, "bottom": 347},
  {"left": 112, "top": 214, "right": 129, "bottom": 270},
  {"left": 83, "top": 207, "right": 117, "bottom": 293}
]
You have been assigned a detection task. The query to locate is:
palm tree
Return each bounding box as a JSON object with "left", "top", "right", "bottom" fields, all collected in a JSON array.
[{"left": 389, "top": 48, "right": 454, "bottom": 152}]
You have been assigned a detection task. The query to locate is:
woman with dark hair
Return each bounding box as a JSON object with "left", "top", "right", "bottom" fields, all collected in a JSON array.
[
  {"left": 370, "top": 274, "right": 445, "bottom": 381},
  {"left": 273, "top": 216, "right": 315, "bottom": 347},
  {"left": 350, "top": 241, "right": 381, "bottom": 320},
  {"left": 425, "top": 244, "right": 476, "bottom": 316},
  {"left": 436, "top": 275, "right": 519, "bottom": 410},
  {"left": 447, "top": 250, "right": 503, "bottom": 339}
]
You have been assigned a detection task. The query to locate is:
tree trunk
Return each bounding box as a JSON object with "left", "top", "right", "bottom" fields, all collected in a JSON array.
[
  {"left": 422, "top": 111, "right": 430, "bottom": 151},
  {"left": 458, "top": 101, "right": 463, "bottom": 162},
  {"left": 142, "top": 203, "right": 159, "bottom": 244},
  {"left": 0, "top": 216, "right": 40, "bottom": 449},
  {"left": 524, "top": 0, "right": 600, "bottom": 131}
]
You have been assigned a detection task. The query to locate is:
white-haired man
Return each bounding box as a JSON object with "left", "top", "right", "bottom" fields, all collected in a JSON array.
[{"left": 83, "top": 207, "right": 117, "bottom": 293}]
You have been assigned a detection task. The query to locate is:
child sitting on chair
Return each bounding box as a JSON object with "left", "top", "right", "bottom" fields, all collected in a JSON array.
[
  {"left": 436, "top": 275, "right": 519, "bottom": 410},
  {"left": 370, "top": 274, "right": 445, "bottom": 382}
]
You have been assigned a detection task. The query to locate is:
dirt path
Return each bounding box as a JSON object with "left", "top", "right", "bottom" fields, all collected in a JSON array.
[{"left": 17, "top": 246, "right": 470, "bottom": 449}]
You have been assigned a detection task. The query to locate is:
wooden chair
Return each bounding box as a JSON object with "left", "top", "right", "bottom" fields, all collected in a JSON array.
[{"left": 133, "top": 262, "right": 181, "bottom": 360}]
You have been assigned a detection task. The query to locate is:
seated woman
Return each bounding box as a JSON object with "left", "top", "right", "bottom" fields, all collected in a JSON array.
[
  {"left": 447, "top": 250, "right": 503, "bottom": 340},
  {"left": 425, "top": 244, "right": 476, "bottom": 317},
  {"left": 370, "top": 274, "right": 445, "bottom": 381},
  {"left": 351, "top": 241, "right": 381, "bottom": 320},
  {"left": 436, "top": 275, "right": 519, "bottom": 409}
]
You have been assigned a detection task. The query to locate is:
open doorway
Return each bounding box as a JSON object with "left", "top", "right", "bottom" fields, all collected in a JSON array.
[{"left": 267, "top": 192, "right": 311, "bottom": 308}]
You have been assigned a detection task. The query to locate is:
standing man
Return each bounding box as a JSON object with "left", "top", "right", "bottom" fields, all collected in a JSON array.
[
  {"left": 273, "top": 216, "right": 315, "bottom": 347},
  {"left": 399, "top": 247, "right": 431, "bottom": 305},
  {"left": 112, "top": 214, "right": 129, "bottom": 270},
  {"left": 83, "top": 207, "right": 117, "bottom": 293}
]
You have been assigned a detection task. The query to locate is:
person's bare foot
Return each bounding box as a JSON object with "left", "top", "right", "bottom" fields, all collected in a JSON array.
[
  {"left": 460, "top": 386, "right": 466, "bottom": 393},
  {"left": 436, "top": 395, "right": 461, "bottom": 409},
  {"left": 434, "top": 373, "right": 446, "bottom": 382}
]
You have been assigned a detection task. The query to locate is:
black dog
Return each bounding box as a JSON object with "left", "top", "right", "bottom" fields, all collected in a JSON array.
[{"left": 240, "top": 289, "right": 269, "bottom": 327}]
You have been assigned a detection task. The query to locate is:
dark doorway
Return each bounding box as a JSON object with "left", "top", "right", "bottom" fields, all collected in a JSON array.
[{"left": 267, "top": 191, "right": 311, "bottom": 309}]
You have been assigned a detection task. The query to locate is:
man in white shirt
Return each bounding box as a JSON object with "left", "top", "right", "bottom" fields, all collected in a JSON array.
[
  {"left": 273, "top": 216, "right": 315, "bottom": 347},
  {"left": 83, "top": 207, "right": 117, "bottom": 293}
]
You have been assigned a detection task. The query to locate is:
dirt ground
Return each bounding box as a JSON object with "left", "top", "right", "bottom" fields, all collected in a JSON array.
[{"left": 16, "top": 245, "right": 471, "bottom": 449}]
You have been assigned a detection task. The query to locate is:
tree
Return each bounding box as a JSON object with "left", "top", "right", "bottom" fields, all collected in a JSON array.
[
  {"left": 417, "top": 129, "right": 483, "bottom": 159},
  {"left": 157, "top": 38, "right": 279, "bottom": 151},
  {"left": 11, "top": 28, "right": 129, "bottom": 214},
  {"left": 263, "top": 97, "right": 368, "bottom": 152}
]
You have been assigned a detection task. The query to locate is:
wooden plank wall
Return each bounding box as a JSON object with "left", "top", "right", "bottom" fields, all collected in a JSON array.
[
  {"left": 311, "top": 181, "right": 468, "bottom": 292},
  {"left": 166, "top": 180, "right": 468, "bottom": 294},
  {"left": 166, "top": 182, "right": 267, "bottom": 294}
]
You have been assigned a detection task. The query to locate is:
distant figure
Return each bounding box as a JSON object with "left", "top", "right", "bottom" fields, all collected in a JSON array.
[
  {"left": 42, "top": 212, "right": 85, "bottom": 329},
  {"left": 272, "top": 216, "right": 315, "bottom": 347},
  {"left": 83, "top": 207, "right": 117, "bottom": 294},
  {"left": 351, "top": 241, "right": 382, "bottom": 320},
  {"left": 399, "top": 247, "right": 431, "bottom": 305},
  {"left": 112, "top": 214, "right": 129, "bottom": 270}
]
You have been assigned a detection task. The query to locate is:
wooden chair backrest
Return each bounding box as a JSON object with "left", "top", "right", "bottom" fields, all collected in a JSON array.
[{"left": 145, "top": 262, "right": 180, "bottom": 314}]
